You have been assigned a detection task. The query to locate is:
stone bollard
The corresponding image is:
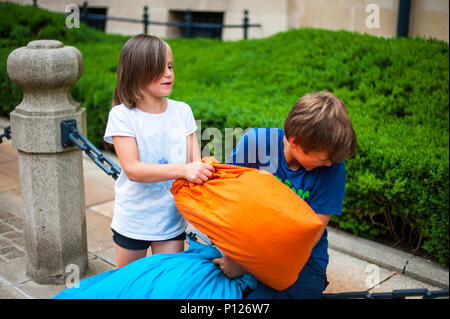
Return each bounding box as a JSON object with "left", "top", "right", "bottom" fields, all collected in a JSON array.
[{"left": 7, "top": 40, "right": 88, "bottom": 284}]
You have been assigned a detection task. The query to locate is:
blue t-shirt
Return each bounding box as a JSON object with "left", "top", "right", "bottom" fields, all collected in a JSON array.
[{"left": 225, "top": 127, "right": 346, "bottom": 270}]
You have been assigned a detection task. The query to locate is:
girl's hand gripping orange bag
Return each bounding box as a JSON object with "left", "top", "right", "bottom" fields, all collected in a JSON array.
[{"left": 170, "top": 157, "right": 323, "bottom": 291}]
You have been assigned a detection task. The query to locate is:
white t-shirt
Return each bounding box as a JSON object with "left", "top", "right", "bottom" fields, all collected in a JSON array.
[{"left": 104, "top": 99, "right": 197, "bottom": 240}]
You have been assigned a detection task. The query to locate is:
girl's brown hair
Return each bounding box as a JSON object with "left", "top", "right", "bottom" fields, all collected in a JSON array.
[
  {"left": 113, "top": 34, "right": 168, "bottom": 108},
  {"left": 284, "top": 91, "right": 357, "bottom": 163}
]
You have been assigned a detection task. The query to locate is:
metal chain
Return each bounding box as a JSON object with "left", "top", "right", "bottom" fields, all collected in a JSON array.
[
  {"left": 0, "top": 125, "right": 11, "bottom": 144},
  {"left": 61, "top": 120, "right": 122, "bottom": 180}
]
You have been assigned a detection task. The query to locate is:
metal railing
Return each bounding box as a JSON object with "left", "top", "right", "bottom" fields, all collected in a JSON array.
[
  {"left": 323, "top": 289, "right": 448, "bottom": 299},
  {"left": 34, "top": 0, "right": 261, "bottom": 40}
]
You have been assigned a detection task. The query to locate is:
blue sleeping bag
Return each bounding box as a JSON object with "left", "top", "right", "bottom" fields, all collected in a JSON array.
[{"left": 54, "top": 238, "right": 257, "bottom": 299}]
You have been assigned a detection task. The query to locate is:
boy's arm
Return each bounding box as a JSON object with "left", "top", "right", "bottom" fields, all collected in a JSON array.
[
  {"left": 313, "top": 214, "right": 331, "bottom": 247},
  {"left": 309, "top": 162, "right": 346, "bottom": 247},
  {"left": 212, "top": 256, "right": 247, "bottom": 278}
]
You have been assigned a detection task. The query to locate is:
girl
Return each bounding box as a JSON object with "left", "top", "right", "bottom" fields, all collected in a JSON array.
[{"left": 104, "top": 34, "right": 214, "bottom": 268}]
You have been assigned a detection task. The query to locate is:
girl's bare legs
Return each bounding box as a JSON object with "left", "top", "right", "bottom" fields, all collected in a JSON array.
[
  {"left": 114, "top": 240, "right": 184, "bottom": 268},
  {"left": 151, "top": 239, "right": 184, "bottom": 254},
  {"left": 114, "top": 243, "right": 147, "bottom": 268}
]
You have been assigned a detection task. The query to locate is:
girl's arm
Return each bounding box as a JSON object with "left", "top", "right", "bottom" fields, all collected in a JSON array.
[
  {"left": 186, "top": 132, "right": 201, "bottom": 163},
  {"left": 112, "top": 136, "right": 214, "bottom": 184}
]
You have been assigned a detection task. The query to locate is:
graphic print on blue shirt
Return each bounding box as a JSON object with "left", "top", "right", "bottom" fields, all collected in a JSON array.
[
  {"left": 226, "top": 127, "right": 347, "bottom": 270},
  {"left": 273, "top": 176, "right": 310, "bottom": 200}
]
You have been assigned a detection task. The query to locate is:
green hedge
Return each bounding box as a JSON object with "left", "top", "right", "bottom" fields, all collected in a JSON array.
[{"left": 1, "top": 3, "right": 448, "bottom": 265}]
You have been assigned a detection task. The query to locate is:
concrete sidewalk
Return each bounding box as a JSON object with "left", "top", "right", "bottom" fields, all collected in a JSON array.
[{"left": 0, "top": 118, "right": 448, "bottom": 299}]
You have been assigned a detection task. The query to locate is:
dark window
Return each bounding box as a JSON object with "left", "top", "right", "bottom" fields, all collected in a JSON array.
[
  {"left": 169, "top": 10, "right": 224, "bottom": 39},
  {"left": 80, "top": 6, "right": 107, "bottom": 32}
]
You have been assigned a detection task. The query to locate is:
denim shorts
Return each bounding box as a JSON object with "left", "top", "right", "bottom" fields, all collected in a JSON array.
[
  {"left": 112, "top": 228, "right": 186, "bottom": 250},
  {"left": 245, "top": 258, "right": 329, "bottom": 299}
]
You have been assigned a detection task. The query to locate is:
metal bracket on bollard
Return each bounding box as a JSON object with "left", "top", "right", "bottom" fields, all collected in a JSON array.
[
  {"left": 61, "top": 120, "right": 77, "bottom": 148},
  {"left": 61, "top": 119, "right": 122, "bottom": 180}
]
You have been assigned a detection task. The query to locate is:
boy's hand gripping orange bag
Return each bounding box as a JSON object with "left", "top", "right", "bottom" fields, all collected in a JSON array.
[{"left": 170, "top": 157, "right": 323, "bottom": 291}]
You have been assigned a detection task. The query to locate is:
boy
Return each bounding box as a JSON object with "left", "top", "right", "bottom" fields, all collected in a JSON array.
[{"left": 212, "top": 91, "right": 357, "bottom": 298}]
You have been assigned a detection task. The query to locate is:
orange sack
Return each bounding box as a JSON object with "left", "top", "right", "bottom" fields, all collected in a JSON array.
[{"left": 170, "top": 157, "right": 323, "bottom": 291}]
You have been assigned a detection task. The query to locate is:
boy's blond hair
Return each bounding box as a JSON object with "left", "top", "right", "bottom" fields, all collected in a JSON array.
[{"left": 284, "top": 91, "right": 357, "bottom": 163}]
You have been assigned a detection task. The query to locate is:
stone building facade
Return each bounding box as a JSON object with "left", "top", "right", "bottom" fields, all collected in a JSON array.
[{"left": 5, "top": 0, "right": 449, "bottom": 42}]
